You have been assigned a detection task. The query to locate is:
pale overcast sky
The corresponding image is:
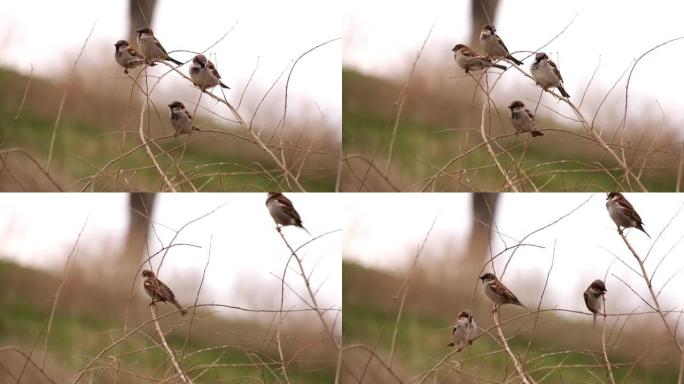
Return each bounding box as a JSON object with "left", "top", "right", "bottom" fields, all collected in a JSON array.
[{"left": 344, "top": 0, "right": 684, "bottom": 129}]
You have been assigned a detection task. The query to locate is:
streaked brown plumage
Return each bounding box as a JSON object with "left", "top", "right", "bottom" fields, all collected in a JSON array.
[
  {"left": 265, "top": 192, "right": 310, "bottom": 234},
  {"left": 142, "top": 270, "right": 187, "bottom": 315},
  {"left": 605, "top": 192, "right": 649, "bottom": 237}
]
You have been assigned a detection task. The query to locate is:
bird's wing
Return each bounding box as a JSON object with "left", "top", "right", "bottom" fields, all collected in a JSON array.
[
  {"left": 274, "top": 194, "right": 302, "bottom": 223},
  {"left": 127, "top": 47, "right": 146, "bottom": 60},
  {"left": 494, "top": 280, "right": 522, "bottom": 305},
  {"left": 547, "top": 59, "right": 564, "bottom": 82},
  {"left": 619, "top": 198, "right": 644, "bottom": 224},
  {"left": 157, "top": 280, "right": 176, "bottom": 301},
  {"left": 494, "top": 34, "right": 511, "bottom": 54},
  {"left": 152, "top": 36, "right": 170, "bottom": 55},
  {"left": 207, "top": 60, "right": 222, "bottom": 79},
  {"left": 583, "top": 290, "right": 592, "bottom": 312}
]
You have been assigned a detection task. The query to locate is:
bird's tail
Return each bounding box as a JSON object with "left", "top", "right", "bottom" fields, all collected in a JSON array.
[
  {"left": 491, "top": 63, "right": 507, "bottom": 71},
  {"left": 592, "top": 314, "right": 596, "bottom": 328},
  {"left": 531, "top": 130, "right": 544, "bottom": 137},
  {"left": 220, "top": 81, "right": 231, "bottom": 89},
  {"left": 174, "top": 301, "right": 187, "bottom": 316},
  {"left": 447, "top": 342, "right": 455, "bottom": 347},
  {"left": 558, "top": 85, "right": 570, "bottom": 98},
  {"left": 168, "top": 57, "right": 183, "bottom": 66},
  {"left": 299, "top": 225, "right": 312, "bottom": 236},
  {"left": 192, "top": 127, "right": 201, "bottom": 132},
  {"left": 637, "top": 225, "right": 651, "bottom": 238},
  {"left": 508, "top": 55, "right": 523, "bottom": 66}
]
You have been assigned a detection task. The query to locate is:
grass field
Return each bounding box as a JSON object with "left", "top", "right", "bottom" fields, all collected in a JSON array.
[
  {"left": 0, "top": 259, "right": 336, "bottom": 383},
  {"left": 342, "top": 68, "right": 678, "bottom": 192},
  {"left": 0, "top": 67, "right": 337, "bottom": 191},
  {"left": 342, "top": 261, "right": 678, "bottom": 383}
]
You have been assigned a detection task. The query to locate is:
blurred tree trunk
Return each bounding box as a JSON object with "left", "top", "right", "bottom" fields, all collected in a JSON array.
[
  {"left": 464, "top": 193, "right": 499, "bottom": 275},
  {"left": 465, "top": 1, "right": 501, "bottom": 273},
  {"left": 469, "top": 0, "right": 500, "bottom": 47},
  {"left": 119, "top": 193, "right": 157, "bottom": 281},
  {"left": 128, "top": 0, "right": 157, "bottom": 43}
]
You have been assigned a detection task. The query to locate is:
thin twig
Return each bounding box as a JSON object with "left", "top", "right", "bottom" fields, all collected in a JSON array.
[{"left": 149, "top": 304, "right": 192, "bottom": 384}]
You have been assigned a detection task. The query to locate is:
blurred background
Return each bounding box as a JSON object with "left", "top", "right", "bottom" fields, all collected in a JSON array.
[
  {"left": 342, "top": 193, "right": 684, "bottom": 382},
  {"left": 342, "top": 0, "right": 684, "bottom": 191},
  {"left": 0, "top": 0, "right": 341, "bottom": 191},
  {"left": 0, "top": 193, "right": 341, "bottom": 383}
]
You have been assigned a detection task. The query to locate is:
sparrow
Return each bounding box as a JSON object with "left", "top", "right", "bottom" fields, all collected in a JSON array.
[
  {"left": 136, "top": 27, "right": 183, "bottom": 66},
  {"left": 142, "top": 270, "right": 187, "bottom": 315},
  {"left": 605, "top": 192, "right": 650, "bottom": 237},
  {"left": 530, "top": 52, "right": 570, "bottom": 98},
  {"left": 452, "top": 44, "right": 507, "bottom": 74},
  {"left": 479, "top": 273, "right": 525, "bottom": 311},
  {"left": 114, "top": 40, "right": 146, "bottom": 74},
  {"left": 168, "top": 101, "right": 200, "bottom": 138},
  {"left": 447, "top": 310, "right": 477, "bottom": 352},
  {"left": 508, "top": 100, "right": 543, "bottom": 137},
  {"left": 583, "top": 279, "right": 607, "bottom": 327},
  {"left": 189, "top": 54, "right": 230, "bottom": 91},
  {"left": 479, "top": 24, "right": 523, "bottom": 65},
  {"left": 266, "top": 192, "right": 310, "bottom": 234}
]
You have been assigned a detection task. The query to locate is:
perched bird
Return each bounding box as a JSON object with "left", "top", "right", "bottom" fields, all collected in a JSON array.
[
  {"left": 266, "top": 192, "right": 310, "bottom": 234},
  {"left": 114, "top": 40, "right": 146, "bottom": 74},
  {"left": 479, "top": 24, "right": 523, "bottom": 65},
  {"left": 508, "top": 100, "right": 543, "bottom": 137},
  {"left": 136, "top": 27, "right": 183, "bottom": 65},
  {"left": 479, "top": 273, "right": 525, "bottom": 311},
  {"left": 583, "top": 279, "right": 607, "bottom": 327},
  {"left": 168, "top": 101, "right": 200, "bottom": 138},
  {"left": 605, "top": 192, "right": 650, "bottom": 237},
  {"left": 452, "top": 44, "right": 507, "bottom": 73},
  {"left": 189, "top": 54, "right": 230, "bottom": 91},
  {"left": 448, "top": 310, "right": 477, "bottom": 352},
  {"left": 142, "top": 270, "right": 187, "bottom": 315},
  {"left": 530, "top": 52, "right": 570, "bottom": 98}
]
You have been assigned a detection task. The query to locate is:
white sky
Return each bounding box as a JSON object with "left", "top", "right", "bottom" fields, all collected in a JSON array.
[
  {"left": 0, "top": 193, "right": 342, "bottom": 323},
  {"left": 0, "top": 0, "right": 341, "bottom": 128},
  {"left": 344, "top": 193, "right": 684, "bottom": 325},
  {"left": 344, "top": 0, "right": 684, "bottom": 128}
]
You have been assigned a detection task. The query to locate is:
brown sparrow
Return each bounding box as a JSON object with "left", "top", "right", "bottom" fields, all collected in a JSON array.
[
  {"left": 530, "top": 52, "right": 570, "bottom": 98},
  {"left": 583, "top": 279, "right": 606, "bottom": 327},
  {"left": 189, "top": 54, "right": 230, "bottom": 91},
  {"left": 136, "top": 27, "right": 183, "bottom": 66},
  {"left": 480, "top": 273, "right": 525, "bottom": 311},
  {"left": 479, "top": 24, "right": 523, "bottom": 65},
  {"left": 448, "top": 310, "right": 477, "bottom": 352},
  {"left": 142, "top": 270, "right": 187, "bottom": 315},
  {"left": 168, "top": 101, "right": 200, "bottom": 138},
  {"left": 605, "top": 192, "right": 649, "bottom": 237},
  {"left": 265, "top": 192, "right": 310, "bottom": 234},
  {"left": 452, "top": 44, "right": 506, "bottom": 73},
  {"left": 114, "top": 40, "right": 146, "bottom": 74},
  {"left": 508, "top": 100, "right": 543, "bottom": 137}
]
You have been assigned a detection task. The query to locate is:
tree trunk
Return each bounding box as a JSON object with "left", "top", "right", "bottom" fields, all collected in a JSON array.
[
  {"left": 466, "top": 193, "right": 499, "bottom": 272},
  {"left": 465, "top": 1, "right": 501, "bottom": 274},
  {"left": 118, "top": 193, "right": 157, "bottom": 282},
  {"left": 469, "top": 0, "right": 500, "bottom": 47},
  {"left": 128, "top": 0, "right": 158, "bottom": 43}
]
